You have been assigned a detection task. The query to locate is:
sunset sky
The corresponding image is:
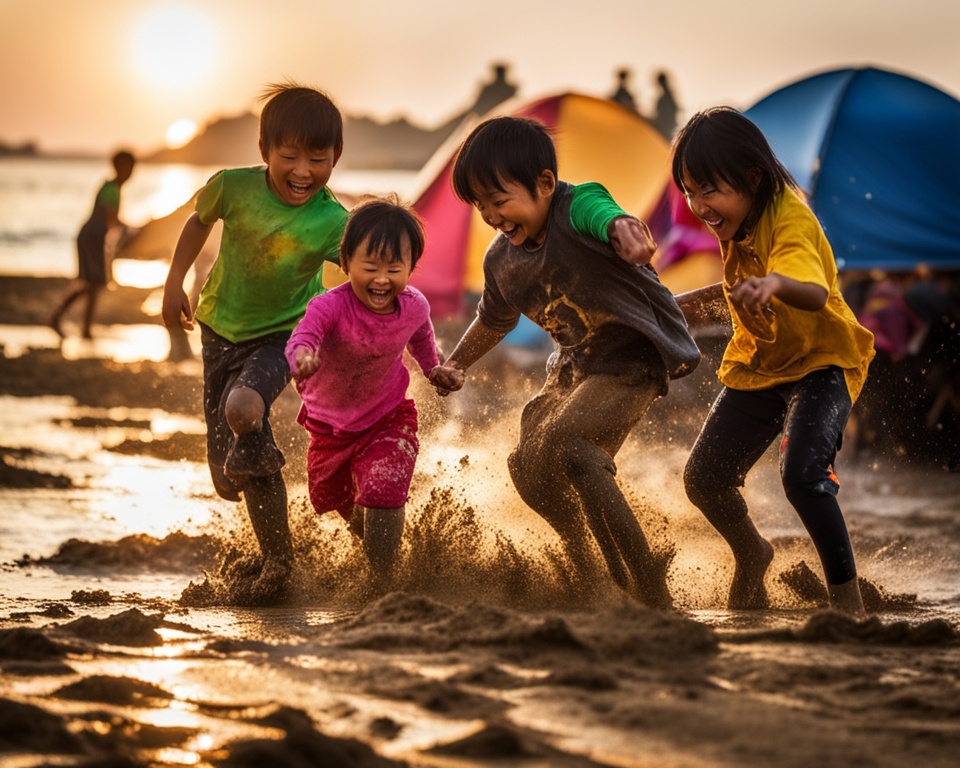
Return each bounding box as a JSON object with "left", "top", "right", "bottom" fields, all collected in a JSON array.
[{"left": 2, "top": 0, "right": 958, "bottom": 156}]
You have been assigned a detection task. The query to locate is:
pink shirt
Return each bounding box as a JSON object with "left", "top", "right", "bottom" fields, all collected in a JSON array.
[{"left": 285, "top": 283, "right": 439, "bottom": 434}]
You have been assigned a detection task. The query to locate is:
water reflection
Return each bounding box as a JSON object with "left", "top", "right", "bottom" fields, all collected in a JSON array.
[
  {"left": 122, "top": 164, "right": 212, "bottom": 224},
  {"left": 0, "top": 322, "right": 197, "bottom": 362},
  {"left": 112, "top": 258, "right": 170, "bottom": 289}
]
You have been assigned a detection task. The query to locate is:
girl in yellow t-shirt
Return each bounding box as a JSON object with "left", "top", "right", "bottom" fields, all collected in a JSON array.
[{"left": 671, "top": 107, "right": 875, "bottom": 616}]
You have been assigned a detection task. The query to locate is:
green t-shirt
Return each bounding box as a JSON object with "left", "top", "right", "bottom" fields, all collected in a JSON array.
[
  {"left": 194, "top": 166, "right": 349, "bottom": 343},
  {"left": 96, "top": 180, "right": 121, "bottom": 210}
]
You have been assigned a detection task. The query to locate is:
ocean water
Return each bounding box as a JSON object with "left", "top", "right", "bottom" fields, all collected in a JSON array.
[{"left": 0, "top": 156, "right": 420, "bottom": 281}]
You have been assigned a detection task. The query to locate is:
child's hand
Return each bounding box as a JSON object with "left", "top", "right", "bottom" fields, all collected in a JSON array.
[
  {"left": 729, "top": 276, "right": 777, "bottom": 312},
  {"left": 161, "top": 287, "right": 194, "bottom": 331},
  {"left": 293, "top": 346, "right": 321, "bottom": 381},
  {"left": 429, "top": 364, "right": 466, "bottom": 397},
  {"left": 728, "top": 277, "right": 778, "bottom": 341},
  {"left": 609, "top": 216, "right": 657, "bottom": 266}
]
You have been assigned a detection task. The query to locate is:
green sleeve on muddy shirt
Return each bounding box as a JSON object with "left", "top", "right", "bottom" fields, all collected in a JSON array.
[{"left": 568, "top": 182, "right": 630, "bottom": 243}]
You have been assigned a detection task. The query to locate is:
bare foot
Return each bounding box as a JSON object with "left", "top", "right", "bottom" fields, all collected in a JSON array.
[
  {"left": 828, "top": 577, "right": 865, "bottom": 617},
  {"left": 728, "top": 538, "right": 774, "bottom": 609},
  {"left": 633, "top": 548, "right": 675, "bottom": 610},
  {"left": 229, "top": 557, "right": 291, "bottom": 606}
]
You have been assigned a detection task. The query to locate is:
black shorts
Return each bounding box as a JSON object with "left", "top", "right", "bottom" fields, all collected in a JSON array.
[{"left": 200, "top": 322, "right": 292, "bottom": 498}]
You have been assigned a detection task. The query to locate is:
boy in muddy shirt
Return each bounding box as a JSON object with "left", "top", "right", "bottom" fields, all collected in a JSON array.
[{"left": 430, "top": 116, "right": 701, "bottom": 608}]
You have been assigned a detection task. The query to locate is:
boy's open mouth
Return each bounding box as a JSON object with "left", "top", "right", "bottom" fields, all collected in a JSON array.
[{"left": 289, "top": 181, "right": 311, "bottom": 193}]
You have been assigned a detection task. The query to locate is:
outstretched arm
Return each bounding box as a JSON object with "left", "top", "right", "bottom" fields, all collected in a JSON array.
[
  {"left": 674, "top": 282, "right": 731, "bottom": 330},
  {"left": 730, "top": 273, "right": 828, "bottom": 312},
  {"left": 163, "top": 212, "right": 214, "bottom": 331},
  {"left": 429, "top": 317, "right": 507, "bottom": 396}
]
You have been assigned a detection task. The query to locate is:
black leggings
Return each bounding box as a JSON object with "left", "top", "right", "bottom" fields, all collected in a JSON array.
[{"left": 684, "top": 367, "right": 858, "bottom": 585}]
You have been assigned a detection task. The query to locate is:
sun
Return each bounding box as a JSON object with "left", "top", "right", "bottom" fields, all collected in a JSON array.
[
  {"left": 131, "top": 3, "right": 218, "bottom": 88},
  {"left": 165, "top": 118, "right": 198, "bottom": 148}
]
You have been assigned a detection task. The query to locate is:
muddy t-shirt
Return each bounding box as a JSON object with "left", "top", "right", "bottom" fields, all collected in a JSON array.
[
  {"left": 476, "top": 181, "right": 701, "bottom": 379},
  {"left": 194, "top": 166, "right": 349, "bottom": 343}
]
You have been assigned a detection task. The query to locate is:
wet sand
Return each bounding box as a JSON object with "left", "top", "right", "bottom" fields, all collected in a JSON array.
[{"left": 1, "top": 275, "right": 959, "bottom": 767}]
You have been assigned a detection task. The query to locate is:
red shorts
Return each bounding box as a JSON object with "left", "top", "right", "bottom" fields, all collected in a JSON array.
[{"left": 306, "top": 399, "right": 419, "bottom": 519}]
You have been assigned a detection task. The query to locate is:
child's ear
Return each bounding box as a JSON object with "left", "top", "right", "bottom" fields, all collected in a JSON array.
[
  {"left": 749, "top": 167, "right": 763, "bottom": 192},
  {"left": 537, "top": 170, "right": 557, "bottom": 197},
  {"left": 259, "top": 139, "right": 269, "bottom": 163}
]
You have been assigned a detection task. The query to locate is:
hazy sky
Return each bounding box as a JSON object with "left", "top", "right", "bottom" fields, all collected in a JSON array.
[{"left": 3, "top": 0, "right": 958, "bottom": 155}]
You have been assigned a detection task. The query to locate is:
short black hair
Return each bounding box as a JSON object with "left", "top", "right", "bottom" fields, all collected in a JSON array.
[
  {"left": 452, "top": 116, "right": 557, "bottom": 203},
  {"left": 259, "top": 82, "right": 343, "bottom": 156},
  {"left": 111, "top": 150, "right": 135, "bottom": 171},
  {"left": 671, "top": 106, "right": 796, "bottom": 227},
  {"left": 340, "top": 195, "right": 426, "bottom": 271}
]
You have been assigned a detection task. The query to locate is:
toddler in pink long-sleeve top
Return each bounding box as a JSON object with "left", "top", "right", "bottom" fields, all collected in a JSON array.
[{"left": 285, "top": 197, "right": 441, "bottom": 580}]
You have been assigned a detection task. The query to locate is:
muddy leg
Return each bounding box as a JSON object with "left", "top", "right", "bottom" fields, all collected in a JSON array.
[
  {"left": 361, "top": 506, "right": 405, "bottom": 584},
  {"left": 509, "top": 449, "right": 627, "bottom": 589},
  {"left": 238, "top": 472, "right": 293, "bottom": 605},
  {"left": 722, "top": 513, "right": 775, "bottom": 609},
  {"left": 684, "top": 387, "right": 783, "bottom": 610},
  {"left": 510, "top": 372, "right": 671, "bottom": 608}
]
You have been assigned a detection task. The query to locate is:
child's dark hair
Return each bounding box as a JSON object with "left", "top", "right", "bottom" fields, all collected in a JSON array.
[
  {"left": 259, "top": 82, "right": 343, "bottom": 156},
  {"left": 671, "top": 107, "right": 796, "bottom": 229},
  {"left": 340, "top": 195, "right": 426, "bottom": 271},
  {"left": 111, "top": 150, "right": 135, "bottom": 171},
  {"left": 452, "top": 116, "right": 557, "bottom": 203}
]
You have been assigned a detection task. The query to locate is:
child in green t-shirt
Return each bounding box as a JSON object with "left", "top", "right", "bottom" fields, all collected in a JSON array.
[
  {"left": 162, "top": 83, "right": 349, "bottom": 605},
  {"left": 51, "top": 149, "right": 136, "bottom": 339}
]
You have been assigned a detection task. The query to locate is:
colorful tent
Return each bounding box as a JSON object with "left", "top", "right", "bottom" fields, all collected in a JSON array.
[
  {"left": 646, "top": 182, "right": 722, "bottom": 294},
  {"left": 410, "top": 92, "right": 672, "bottom": 317},
  {"left": 745, "top": 66, "right": 960, "bottom": 272}
]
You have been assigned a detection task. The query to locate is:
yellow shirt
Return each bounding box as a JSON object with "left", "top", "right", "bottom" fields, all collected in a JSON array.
[{"left": 719, "top": 187, "right": 875, "bottom": 403}]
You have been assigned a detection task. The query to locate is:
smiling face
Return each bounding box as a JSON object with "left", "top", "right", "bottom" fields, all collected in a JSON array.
[
  {"left": 261, "top": 142, "right": 339, "bottom": 206},
  {"left": 471, "top": 171, "right": 556, "bottom": 249},
  {"left": 344, "top": 235, "right": 413, "bottom": 314},
  {"left": 681, "top": 168, "right": 756, "bottom": 242}
]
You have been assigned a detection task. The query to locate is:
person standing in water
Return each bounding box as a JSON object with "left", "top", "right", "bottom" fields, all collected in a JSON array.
[
  {"left": 162, "top": 83, "right": 349, "bottom": 605},
  {"left": 672, "top": 107, "right": 875, "bottom": 615},
  {"left": 430, "top": 116, "right": 701, "bottom": 608},
  {"left": 50, "top": 150, "right": 136, "bottom": 339}
]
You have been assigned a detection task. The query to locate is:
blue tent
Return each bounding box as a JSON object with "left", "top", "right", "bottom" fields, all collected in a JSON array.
[{"left": 745, "top": 67, "right": 960, "bottom": 271}]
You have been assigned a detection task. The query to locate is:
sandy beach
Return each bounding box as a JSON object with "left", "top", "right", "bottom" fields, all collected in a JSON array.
[{"left": 1, "top": 275, "right": 959, "bottom": 768}]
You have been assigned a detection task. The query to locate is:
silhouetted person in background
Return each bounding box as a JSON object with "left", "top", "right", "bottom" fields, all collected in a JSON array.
[
  {"left": 50, "top": 150, "right": 136, "bottom": 339},
  {"left": 471, "top": 63, "right": 518, "bottom": 116},
  {"left": 609, "top": 68, "right": 638, "bottom": 112},
  {"left": 651, "top": 71, "right": 679, "bottom": 140}
]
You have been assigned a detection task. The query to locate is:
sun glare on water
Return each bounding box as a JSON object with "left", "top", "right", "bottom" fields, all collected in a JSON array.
[{"left": 165, "top": 118, "right": 199, "bottom": 148}]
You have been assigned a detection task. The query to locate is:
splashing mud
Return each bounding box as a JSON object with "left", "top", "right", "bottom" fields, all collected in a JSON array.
[{"left": 2, "top": 278, "right": 960, "bottom": 767}]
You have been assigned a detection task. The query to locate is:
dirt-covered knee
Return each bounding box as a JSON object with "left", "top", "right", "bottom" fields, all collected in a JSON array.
[
  {"left": 683, "top": 457, "right": 730, "bottom": 509},
  {"left": 225, "top": 386, "right": 265, "bottom": 433},
  {"left": 508, "top": 443, "right": 560, "bottom": 504}
]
